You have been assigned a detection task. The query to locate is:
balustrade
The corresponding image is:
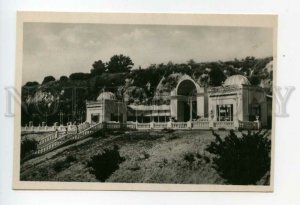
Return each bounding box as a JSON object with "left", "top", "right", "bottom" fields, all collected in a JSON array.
[
  {"left": 192, "top": 121, "right": 209, "bottom": 129},
  {"left": 214, "top": 121, "right": 235, "bottom": 129},
  {"left": 34, "top": 119, "right": 261, "bottom": 155},
  {"left": 172, "top": 122, "right": 188, "bottom": 129}
]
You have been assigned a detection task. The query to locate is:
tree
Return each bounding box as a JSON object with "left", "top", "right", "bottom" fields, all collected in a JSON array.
[
  {"left": 107, "top": 54, "right": 134, "bottom": 73},
  {"left": 59, "top": 75, "right": 69, "bottom": 82},
  {"left": 249, "top": 75, "right": 261, "bottom": 86},
  {"left": 209, "top": 66, "right": 226, "bottom": 86},
  {"left": 24, "top": 81, "right": 39, "bottom": 87},
  {"left": 21, "top": 138, "right": 38, "bottom": 160},
  {"left": 69, "top": 72, "right": 91, "bottom": 81},
  {"left": 90, "top": 60, "right": 106, "bottom": 76},
  {"left": 42, "top": 76, "right": 56, "bottom": 84}
]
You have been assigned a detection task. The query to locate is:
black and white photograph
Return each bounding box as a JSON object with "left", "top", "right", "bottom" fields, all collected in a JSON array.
[{"left": 14, "top": 12, "right": 276, "bottom": 191}]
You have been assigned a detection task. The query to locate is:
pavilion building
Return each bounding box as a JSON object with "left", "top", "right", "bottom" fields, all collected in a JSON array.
[
  {"left": 86, "top": 74, "right": 272, "bottom": 129},
  {"left": 86, "top": 92, "right": 127, "bottom": 125}
]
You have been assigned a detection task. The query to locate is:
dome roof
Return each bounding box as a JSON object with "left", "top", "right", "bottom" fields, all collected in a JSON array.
[
  {"left": 97, "top": 92, "right": 116, "bottom": 101},
  {"left": 224, "top": 75, "right": 251, "bottom": 87}
]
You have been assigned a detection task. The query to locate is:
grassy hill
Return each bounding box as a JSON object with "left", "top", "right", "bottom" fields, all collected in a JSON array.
[{"left": 20, "top": 130, "right": 270, "bottom": 185}]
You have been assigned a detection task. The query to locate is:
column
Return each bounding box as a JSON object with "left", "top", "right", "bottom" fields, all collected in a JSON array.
[{"left": 190, "top": 97, "right": 193, "bottom": 122}]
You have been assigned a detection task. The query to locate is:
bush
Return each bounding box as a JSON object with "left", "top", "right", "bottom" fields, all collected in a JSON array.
[
  {"left": 206, "top": 130, "right": 271, "bottom": 185},
  {"left": 21, "top": 138, "right": 38, "bottom": 159},
  {"left": 52, "top": 155, "right": 77, "bottom": 172},
  {"left": 87, "top": 145, "right": 125, "bottom": 181},
  {"left": 52, "top": 160, "right": 66, "bottom": 172},
  {"left": 183, "top": 152, "right": 195, "bottom": 163},
  {"left": 66, "top": 155, "right": 77, "bottom": 163},
  {"left": 162, "top": 128, "right": 175, "bottom": 134}
]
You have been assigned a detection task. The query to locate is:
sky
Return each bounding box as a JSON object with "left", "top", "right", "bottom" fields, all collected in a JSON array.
[{"left": 23, "top": 23, "right": 273, "bottom": 84}]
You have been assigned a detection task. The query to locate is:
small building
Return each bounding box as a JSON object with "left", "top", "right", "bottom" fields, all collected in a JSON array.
[
  {"left": 127, "top": 104, "right": 171, "bottom": 123},
  {"left": 86, "top": 92, "right": 127, "bottom": 124},
  {"left": 208, "top": 75, "right": 271, "bottom": 128}
]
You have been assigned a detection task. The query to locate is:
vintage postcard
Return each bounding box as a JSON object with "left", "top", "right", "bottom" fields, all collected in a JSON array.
[{"left": 13, "top": 12, "right": 277, "bottom": 191}]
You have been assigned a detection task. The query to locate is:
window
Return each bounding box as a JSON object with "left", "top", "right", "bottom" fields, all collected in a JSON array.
[
  {"left": 249, "top": 104, "right": 261, "bottom": 121},
  {"left": 216, "top": 104, "right": 233, "bottom": 121},
  {"left": 91, "top": 114, "right": 100, "bottom": 124}
]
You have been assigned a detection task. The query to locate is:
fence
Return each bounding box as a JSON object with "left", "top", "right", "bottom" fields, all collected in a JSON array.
[
  {"left": 238, "top": 120, "right": 259, "bottom": 130},
  {"left": 192, "top": 121, "right": 210, "bottom": 129},
  {"left": 172, "top": 122, "right": 188, "bottom": 129},
  {"left": 34, "top": 119, "right": 261, "bottom": 155},
  {"left": 213, "top": 121, "right": 235, "bottom": 129},
  {"left": 22, "top": 122, "right": 90, "bottom": 133},
  {"left": 36, "top": 122, "right": 103, "bottom": 154},
  {"left": 153, "top": 122, "right": 168, "bottom": 129}
]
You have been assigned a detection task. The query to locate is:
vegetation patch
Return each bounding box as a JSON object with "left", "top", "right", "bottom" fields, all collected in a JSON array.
[
  {"left": 206, "top": 130, "right": 271, "bottom": 185},
  {"left": 87, "top": 145, "right": 125, "bottom": 182},
  {"left": 21, "top": 138, "right": 38, "bottom": 162},
  {"left": 52, "top": 155, "right": 77, "bottom": 172}
]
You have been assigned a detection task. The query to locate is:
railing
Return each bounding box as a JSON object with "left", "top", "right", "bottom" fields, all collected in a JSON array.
[
  {"left": 106, "top": 122, "right": 121, "bottom": 129},
  {"left": 192, "top": 121, "right": 209, "bottom": 129},
  {"left": 36, "top": 123, "right": 103, "bottom": 155},
  {"left": 238, "top": 120, "right": 259, "bottom": 130},
  {"left": 38, "top": 132, "right": 56, "bottom": 145},
  {"left": 22, "top": 122, "right": 90, "bottom": 133},
  {"left": 214, "top": 121, "right": 235, "bottom": 129},
  {"left": 125, "top": 122, "right": 137, "bottom": 130},
  {"left": 34, "top": 119, "right": 263, "bottom": 155},
  {"left": 172, "top": 122, "right": 188, "bottom": 129},
  {"left": 21, "top": 126, "right": 56, "bottom": 132},
  {"left": 136, "top": 123, "right": 151, "bottom": 129},
  {"left": 153, "top": 122, "right": 168, "bottom": 129}
]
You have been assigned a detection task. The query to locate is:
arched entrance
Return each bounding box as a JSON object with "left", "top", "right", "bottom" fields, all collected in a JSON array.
[
  {"left": 175, "top": 79, "right": 198, "bottom": 122},
  {"left": 170, "top": 75, "right": 205, "bottom": 122}
]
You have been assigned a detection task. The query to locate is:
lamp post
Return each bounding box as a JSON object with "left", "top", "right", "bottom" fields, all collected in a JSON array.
[
  {"left": 59, "top": 111, "right": 63, "bottom": 125},
  {"left": 135, "top": 107, "right": 137, "bottom": 123},
  {"left": 45, "top": 112, "right": 48, "bottom": 126}
]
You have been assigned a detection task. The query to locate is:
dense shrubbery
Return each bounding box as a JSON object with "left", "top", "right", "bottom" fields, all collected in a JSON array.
[
  {"left": 87, "top": 145, "right": 125, "bottom": 181},
  {"left": 206, "top": 130, "right": 271, "bottom": 185},
  {"left": 21, "top": 138, "right": 38, "bottom": 160},
  {"left": 52, "top": 155, "right": 77, "bottom": 172}
]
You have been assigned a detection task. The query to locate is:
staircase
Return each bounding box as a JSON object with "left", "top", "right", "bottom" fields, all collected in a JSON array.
[{"left": 36, "top": 123, "right": 103, "bottom": 155}]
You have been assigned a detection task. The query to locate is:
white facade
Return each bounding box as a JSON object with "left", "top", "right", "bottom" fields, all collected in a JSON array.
[{"left": 86, "top": 75, "right": 271, "bottom": 129}]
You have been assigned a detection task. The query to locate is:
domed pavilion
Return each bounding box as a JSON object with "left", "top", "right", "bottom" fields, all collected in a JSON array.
[
  {"left": 86, "top": 92, "right": 127, "bottom": 124},
  {"left": 208, "top": 74, "right": 272, "bottom": 128}
]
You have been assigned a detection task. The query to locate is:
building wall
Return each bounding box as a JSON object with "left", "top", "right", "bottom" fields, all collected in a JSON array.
[
  {"left": 86, "top": 100, "right": 127, "bottom": 123},
  {"left": 86, "top": 102, "right": 103, "bottom": 124},
  {"left": 242, "top": 87, "right": 268, "bottom": 127},
  {"left": 208, "top": 94, "right": 242, "bottom": 121},
  {"left": 170, "top": 97, "right": 178, "bottom": 120},
  {"left": 196, "top": 87, "right": 208, "bottom": 118},
  {"left": 103, "top": 100, "right": 127, "bottom": 123}
]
